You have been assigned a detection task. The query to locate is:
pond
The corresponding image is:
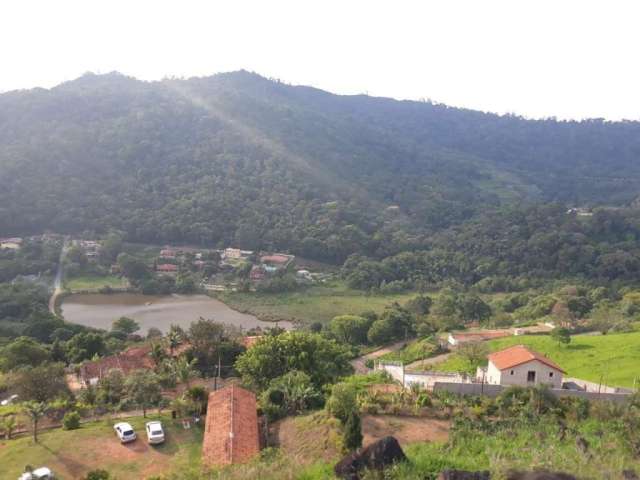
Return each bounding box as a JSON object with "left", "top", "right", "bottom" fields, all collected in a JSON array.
[{"left": 60, "top": 293, "right": 292, "bottom": 334}]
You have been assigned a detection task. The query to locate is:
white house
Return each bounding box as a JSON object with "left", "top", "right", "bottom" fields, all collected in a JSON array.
[{"left": 482, "top": 345, "right": 564, "bottom": 388}]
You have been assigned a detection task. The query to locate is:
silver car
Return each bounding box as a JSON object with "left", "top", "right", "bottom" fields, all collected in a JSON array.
[
  {"left": 114, "top": 422, "right": 137, "bottom": 443},
  {"left": 145, "top": 421, "right": 165, "bottom": 444}
]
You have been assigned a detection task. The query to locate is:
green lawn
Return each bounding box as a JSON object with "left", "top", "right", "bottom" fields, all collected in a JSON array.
[
  {"left": 0, "top": 414, "right": 203, "bottom": 479},
  {"left": 216, "top": 281, "right": 416, "bottom": 325},
  {"left": 65, "top": 274, "right": 128, "bottom": 291},
  {"left": 432, "top": 332, "right": 640, "bottom": 388}
]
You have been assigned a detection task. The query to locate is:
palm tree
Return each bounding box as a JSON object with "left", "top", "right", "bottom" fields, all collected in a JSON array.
[
  {"left": 1, "top": 415, "right": 17, "bottom": 440},
  {"left": 149, "top": 342, "right": 166, "bottom": 366},
  {"left": 166, "top": 324, "right": 184, "bottom": 356},
  {"left": 22, "top": 401, "right": 48, "bottom": 443},
  {"left": 175, "top": 357, "right": 198, "bottom": 389}
]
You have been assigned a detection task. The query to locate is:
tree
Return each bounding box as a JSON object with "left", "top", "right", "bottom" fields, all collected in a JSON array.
[
  {"left": 1, "top": 415, "right": 17, "bottom": 439},
  {"left": 326, "top": 383, "right": 358, "bottom": 424},
  {"left": 166, "top": 324, "right": 185, "bottom": 355},
  {"left": 551, "top": 327, "right": 571, "bottom": 346},
  {"left": 259, "top": 370, "right": 322, "bottom": 420},
  {"left": 457, "top": 341, "right": 489, "bottom": 370},
  {"left": 0, "top": 336, "right": 50, "bottom": 371},
  {"left": 125, "top": 370, "right": 162, "bottom": 417},
  {"left": 112, "top": 317, "right": 139, "bottom": 335},
  {"left": 235, "top": 332, "right": 352, "bottom": 391},
  {"left": 329, "top": 315, "right": 371, "bottom": 345},
  {"left": 14, "top": 362, "right": 70, "bottom": 403},
  {"left": 22, "top": 401, "right": 48, "bottom": 443},
  {"left": 174, "top": 356, "right": 198, "bottom": 388},
  {"left": 343, "top": 412, "right": 363, "bottom": 451},
  {"left": 116, "top": 253, "right": 149, "bottom": 282},
  {"left": 405, "top": 295, "right": 433, "bottom": 316},
  {"left": 97, "top": 369, "right": 126, "bottom": 405},
  {"left": 64, "top": 332, "right": 107, "bottom": 363},
  {"left": 459, "top": 295, "right": 492, "bottom": 323}
]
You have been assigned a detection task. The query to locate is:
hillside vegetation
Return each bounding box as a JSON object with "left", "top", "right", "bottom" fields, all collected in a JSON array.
[{"left": 1, "top": 71, "right": 640, "bottom": 278}]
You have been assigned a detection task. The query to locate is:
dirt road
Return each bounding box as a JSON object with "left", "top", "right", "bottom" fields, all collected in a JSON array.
[{"left": 351, "top": 340, "right": 407, "bottom": 374}]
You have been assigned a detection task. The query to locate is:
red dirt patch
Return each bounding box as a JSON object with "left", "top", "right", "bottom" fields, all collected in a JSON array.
[{"left": 362, "top": 415, "right": 450, "bottom": 446}]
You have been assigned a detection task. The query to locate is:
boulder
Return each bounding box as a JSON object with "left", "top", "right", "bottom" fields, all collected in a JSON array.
[
  {"left": 334, "top": 436, "right": 407, "bottom": 480},
  {"left": 507, "top": 471, "right": 577, "bottom": 480},
  {"left": 438, "top": 470, "right": 490, "bottom": 480}
]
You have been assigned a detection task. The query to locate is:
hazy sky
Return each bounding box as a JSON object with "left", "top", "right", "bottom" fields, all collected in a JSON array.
[{"left": 1, "top": 0, "right": 639, "bottom": 120}]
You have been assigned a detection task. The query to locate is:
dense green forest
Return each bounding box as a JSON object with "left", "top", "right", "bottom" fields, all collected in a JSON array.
[{"left": 1, "top": 71, "right": 639, "bottom": 274}]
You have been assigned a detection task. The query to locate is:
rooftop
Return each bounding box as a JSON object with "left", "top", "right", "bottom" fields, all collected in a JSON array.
[
  {"left": 202, "top": 384, "right": 260, "bottom": 467},
  {"left": 488, "top": 345, "right": 565, "bottom": 373}
]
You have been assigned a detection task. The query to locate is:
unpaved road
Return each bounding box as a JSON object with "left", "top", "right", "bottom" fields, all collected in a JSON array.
[
  {"left": 351, "top": 340, "right": 407, "bottom": 374},
  {"left": 48, "top": 236, "right": 69, "bottom": 314}
]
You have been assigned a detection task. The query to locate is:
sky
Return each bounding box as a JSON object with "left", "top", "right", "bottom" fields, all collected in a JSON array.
[{"left": 1, "top": 0, "right": 639, "bottom": 120}]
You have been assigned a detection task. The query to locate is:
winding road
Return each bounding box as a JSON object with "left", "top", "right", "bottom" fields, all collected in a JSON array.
[{"left": 48, "top": 237, "right": 70, "bottom": 314}]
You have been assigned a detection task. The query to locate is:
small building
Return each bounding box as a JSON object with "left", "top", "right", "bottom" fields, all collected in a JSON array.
[
  {"left": 249, "top": 265, "right": 266, "bottom": 281},
  {"left": 0, "top": 237, "right": 23, "bottom": 250},
  {"left": 160, "top": 248, "right": 177, "bottom": 259},
  {"left": 77, "top": 346, "right": 155, "bottom": 387},
  {"left": 224, "top": 248, "right": 242, "bottom": 259},
  {"left": 156, "top": 263, "right": 178, "bottom": 273},
  {"left": 202, "top": 385, "right": 260, "bottom": 467},
  {"left": 483, "top": 345, "right": 564, "bottom": 388}
]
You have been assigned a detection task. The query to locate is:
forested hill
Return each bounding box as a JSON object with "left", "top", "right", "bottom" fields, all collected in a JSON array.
[{"left": 1, "top": 71, "right": 640, "bottom": 264}]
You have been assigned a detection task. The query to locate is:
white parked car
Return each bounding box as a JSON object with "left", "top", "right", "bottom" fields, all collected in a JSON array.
[
  {"left": 114, "top": 422, "right": 137, "bottom": 443},
  {"left": 145, "top": 421, "right": 165, "bottom": 444},
  {"left": 19, "top": 467, "right": 54, "bottom": 480},
  {"left": 2, "top": 394, "right": 19, "bottom": 406}
]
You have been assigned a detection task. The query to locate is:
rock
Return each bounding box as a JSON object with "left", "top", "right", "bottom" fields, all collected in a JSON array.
[
  {"left": 438, "top": 470, "right": 490, "bottom": 480},
  {"left": 334, "top": 436, "right": 407, "bottom": 480},
  {"left": 575, "top": 436, "right": 590, "bottom": 455},
  {"left": 507, "top": 471, "right": 577, "bottom": 480}
]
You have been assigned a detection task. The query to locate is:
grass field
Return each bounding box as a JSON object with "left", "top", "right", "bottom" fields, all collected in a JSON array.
[
  {"left": 0, "top": 414, "right": 203, "bottom": 479},
  {"left": 217, "top": 281, "right": 416, "bottom": 325},
  {"left": 65, "top": 274, "right": 128, "bottom": 291},
  {"left": 432, "top": 331, "right": 640, "bottom": 388}
]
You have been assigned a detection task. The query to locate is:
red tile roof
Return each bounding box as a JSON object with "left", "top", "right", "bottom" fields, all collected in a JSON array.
[
  {"left": 156, "top": 263, "right": 178, "bottom": 272},
  {"left": 488, "top": 345, "right": 565, "bottom": 373},
  {"left": 202, "top": 385, "right": 260, "bottom": 467},
  {"left": 80, "top": 346, "right": 155, "bottom": 381},
  {"left": 260, "top": 254, "right": 290, "bottom": 264}
]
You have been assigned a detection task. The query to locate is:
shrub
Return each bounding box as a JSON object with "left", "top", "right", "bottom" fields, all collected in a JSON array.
[
  {"left": 85, "top": 470, "right": 110, "bottom": 480},
  {"left": 326, "top": 383, "right": 358, "bottom": 424},
  {"left": 343, "top": 412, "right": 363, "bottom": 451},
  {"left": 62, "top": 410, "right": 81, "bottom": 430}
]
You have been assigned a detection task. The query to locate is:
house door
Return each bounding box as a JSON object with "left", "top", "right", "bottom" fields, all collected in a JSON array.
[{"left": 527, "top": 371, "right": 536, "bottom": 383}]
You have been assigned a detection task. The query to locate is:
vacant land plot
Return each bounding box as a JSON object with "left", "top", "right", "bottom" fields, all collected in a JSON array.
[
  {"left": 432, "top": 331, "right": 640, "bottom": 387},
  {"left": 65, "top": 274, "right": 128, "bottom": 291},
  {"left": 217, "top": 281, "right": 415, "bottom": 325},
  {"left": 0, "top": 414, "right": 203, "bottom": 479}
]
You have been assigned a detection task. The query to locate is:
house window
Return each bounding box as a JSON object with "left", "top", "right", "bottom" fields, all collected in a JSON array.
[
  {"left": 527, "top": 371, "right": 536, "bottom": 382},
  {"left": 510, "top": 370, "right": 515, "bottom": 375},
  {"left": 549, "top": 372, "right": 554, "bottom": 378}
]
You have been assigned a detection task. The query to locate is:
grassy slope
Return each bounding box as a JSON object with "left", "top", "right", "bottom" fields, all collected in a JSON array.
[
  {"left": 0, "top": 414, "right": 203, "bottom": 479},
  {"left": 65, "top": 274, "right": 128, "bottom": 291},
  {"left": 217, "top": 281, "right": 415, "bottom": 325},
  {"left": 433, "top": 332, "right": 640, "bottom": 387}
]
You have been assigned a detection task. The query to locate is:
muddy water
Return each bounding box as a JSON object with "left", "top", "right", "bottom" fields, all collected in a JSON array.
[{"left": 61, "top": 293, "right": 292, "bottom": 334}]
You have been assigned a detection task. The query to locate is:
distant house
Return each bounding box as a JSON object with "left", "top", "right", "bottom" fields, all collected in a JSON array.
[
  {"left": 447, "top": 330, "right": 511, "bottom": 346},
  {"left": 482, "top": 345, "right": 564, "bottom": 388},
  {"left": 160, "top": 248, "right": 177, "bottom": 259},
  {"left": 202, "top": 385, "right": 260, "bottom": 467},
  {"left": 78, "top": 346, "right": 155, "bottom": 386},
  {"left": 156, "top": 264, "right": 178, "bottom": 273},
  {"left": 224, "top": 248, "right": 242, "bottom": 259},
  {"left": 249, "top": 265, "right": 266, "bottom": 281},
  {"left": 0, "top": 237, "right": 23, "bottom": 250},
  {"left": 260, "top": 254, "right": 292, "bottom": 267}
]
